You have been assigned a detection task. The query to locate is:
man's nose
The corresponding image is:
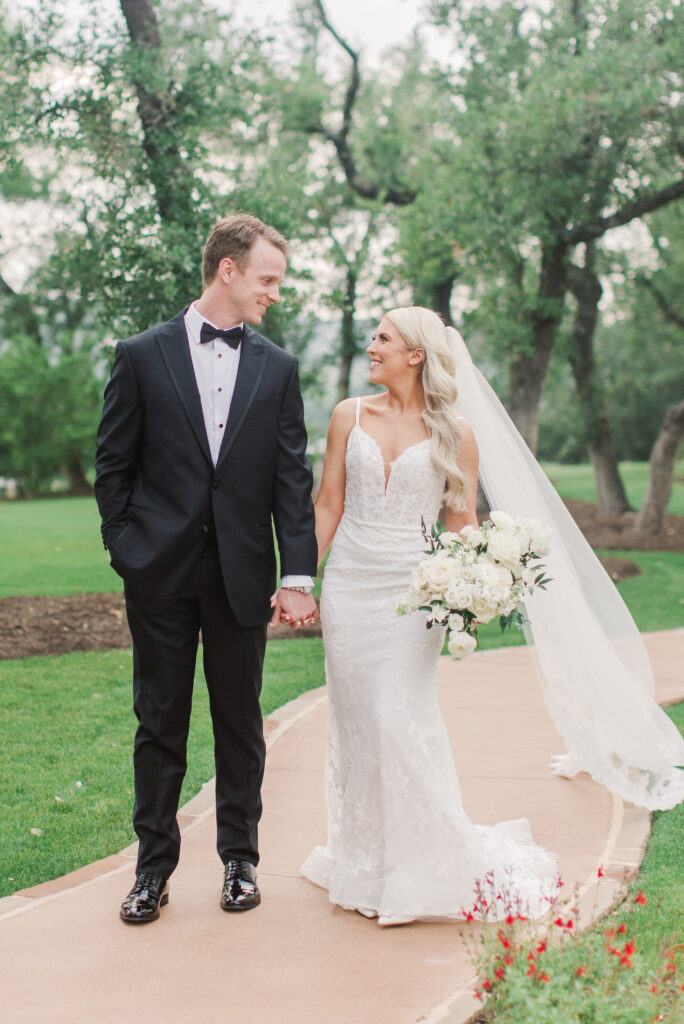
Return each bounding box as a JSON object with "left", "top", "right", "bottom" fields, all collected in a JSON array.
[{"left": 268, "top": 284, "right": 281, "bottom": 304}]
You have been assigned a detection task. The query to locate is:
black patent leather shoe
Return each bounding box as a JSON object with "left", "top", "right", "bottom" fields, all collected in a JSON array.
[
  {"left": 220, "top": 858, "right": 261, "bottom": 912},
  {"left": 120, "top": 873, "right": 169, "bottom": 924}
]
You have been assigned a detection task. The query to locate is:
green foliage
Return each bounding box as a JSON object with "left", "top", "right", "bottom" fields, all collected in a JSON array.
[
  {"left": 0, "top": 638, "right": 326, "bottom": 895},
  {"left": 469, "top": 705, "right": 684, "bottom": 1023},
  {"left": 0, "top": 335, "right": 102, "bottom": 495}
]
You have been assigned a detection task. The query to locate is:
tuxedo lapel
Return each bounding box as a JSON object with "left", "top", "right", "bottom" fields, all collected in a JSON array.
[
  {"left": 156, "top": 311, "right": 213, "bottom": 467},
  {"left": 215, "top": 326, "right": 267, "bottom": 470}
]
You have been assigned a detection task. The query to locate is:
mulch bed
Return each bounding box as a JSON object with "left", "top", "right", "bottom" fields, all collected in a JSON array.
[{"left": 0, "top": 499, "right": 681, "bottom": 662}]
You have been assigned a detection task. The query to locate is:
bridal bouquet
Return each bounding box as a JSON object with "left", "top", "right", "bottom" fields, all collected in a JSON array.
[{"left": 398, "top": 512, "right": 553, "bottom": 659}]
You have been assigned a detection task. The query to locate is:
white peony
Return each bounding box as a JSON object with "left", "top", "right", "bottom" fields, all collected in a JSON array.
[{"left": 447, "top": 630, "right": 478, "bottom": 659}]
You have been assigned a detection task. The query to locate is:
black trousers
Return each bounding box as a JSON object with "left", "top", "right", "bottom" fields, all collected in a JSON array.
[{"left": 124, "top": 535, "right": 267, "bottom": 878}]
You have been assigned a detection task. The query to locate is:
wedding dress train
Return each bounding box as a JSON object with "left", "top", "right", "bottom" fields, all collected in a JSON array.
[{"left": 301, "top": 400, "right": 558, "bottom": 923}]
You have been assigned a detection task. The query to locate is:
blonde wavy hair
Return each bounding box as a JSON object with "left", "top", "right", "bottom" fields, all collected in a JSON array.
[{"left": 385, "top": 306, "right": 467, "bottom": 510}]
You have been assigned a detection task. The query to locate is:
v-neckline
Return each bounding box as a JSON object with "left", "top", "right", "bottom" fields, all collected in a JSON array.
[{"left": 353, "top": 424, "right": 430, "bottom": 495}]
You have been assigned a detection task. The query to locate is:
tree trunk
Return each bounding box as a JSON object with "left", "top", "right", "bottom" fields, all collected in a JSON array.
[
  {"left": 64, "top": 454, "right": 93, "bottom": 496},
  {"left": 566, "top": 252, "right": 631, "bottom": 516},
  {"left": 336, "top": 266, "right": 358, "bottom": 403},
  {"left": 506, "top": 242, "right": 567, "bottom": 453},
  {"left": 633, "top": 399, "right": 684, "bottom": 535},
  {"left": 118, "top": 0, "right": 194, "bottom": 227},
  {"left": 431, "top": 279, "right": 454, "bottom": 327}
]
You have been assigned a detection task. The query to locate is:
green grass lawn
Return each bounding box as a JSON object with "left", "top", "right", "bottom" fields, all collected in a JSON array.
[
  {"left": 0, "top": 497, "right": 118, "bottom": 597},
  {"left": 541, "top": 458, "right": 684, "bottom": 516},
  {"left": 1, "top": 459, "right": 682, "bottom": 599},
  {"left": 0, "top": 638, "right": 325, "bottom": 897}
]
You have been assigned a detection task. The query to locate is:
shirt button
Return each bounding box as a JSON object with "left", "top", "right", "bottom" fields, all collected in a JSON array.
[
  {"left": 218, "top": 387, "right": 223, "bottom": 392},
  {"left": 218, "top": 423, "right": 224, "bottom": 428},
  {"left": 202, "top": 525, "right": 209, "bottom": 534}
]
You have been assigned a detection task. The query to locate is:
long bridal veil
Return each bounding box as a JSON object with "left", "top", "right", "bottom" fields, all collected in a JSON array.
[{"left": 447, "top": 326, "right": 684, "bottom": 811}]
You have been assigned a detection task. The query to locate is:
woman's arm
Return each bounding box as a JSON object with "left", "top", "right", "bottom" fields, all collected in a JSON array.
[
  {"left": 445, "top": 418, "right": 480, "bottom": 533},
  {"left": 314, "top": 399, "right": 356, "bottom": 566}
]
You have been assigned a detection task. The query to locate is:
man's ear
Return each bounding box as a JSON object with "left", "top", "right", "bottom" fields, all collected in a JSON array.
[{"left": 218, "top": 257, "right": 235, "bottom": 283}]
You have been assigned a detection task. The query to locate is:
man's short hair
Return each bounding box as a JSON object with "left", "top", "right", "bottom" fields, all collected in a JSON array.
[{"left": 202, "top": 214, "right": 288, "bottom": 286}]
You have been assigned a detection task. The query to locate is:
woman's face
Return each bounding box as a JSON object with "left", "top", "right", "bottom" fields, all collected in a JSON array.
[{"left": 366, "top": 317, "right": 420, "bottom": 386}]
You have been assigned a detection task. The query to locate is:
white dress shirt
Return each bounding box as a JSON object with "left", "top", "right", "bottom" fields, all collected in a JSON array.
[{"left": 185, "top": 303, "right": 313, "bottom": 591}]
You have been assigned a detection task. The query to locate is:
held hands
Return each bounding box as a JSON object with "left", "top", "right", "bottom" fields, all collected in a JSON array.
[{"left": 269, "top": 589, "right": 319, "bottom": 630}]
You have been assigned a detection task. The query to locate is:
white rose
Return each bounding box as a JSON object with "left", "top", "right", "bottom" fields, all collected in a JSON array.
[
  {"left": 470, "top": 592, "right": 499, "bottom": 623},
  {"left": 460, "top": 525, "right": 485, "bottom": 546},
  {"left": 448, "top": 612, "right": 464, "bottom": 632},
  {"left": 489, "top": 510, "right": 516, "bottom": 531},
  {"left": 438, "top": 531, "right": 460, "bottom": 547},
  {"left": 486, "top": 528, "right": 522, "bottom": 569},
  {"left": 422, "top": 552, "right": 452, "bottom": 595},
  {"left": 444, "top": 581, "right": 473, "bottom": 610},
  {"left": 447, "top": 630, "right": 478, "bottom": 659}
]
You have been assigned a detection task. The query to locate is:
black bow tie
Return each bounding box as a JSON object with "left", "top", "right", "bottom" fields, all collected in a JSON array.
[{"left": 200, "top": 322, "right": 242, "bottom": 348}]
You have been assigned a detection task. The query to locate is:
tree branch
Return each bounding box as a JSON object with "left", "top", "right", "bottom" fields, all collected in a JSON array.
[
  {"left": 642, "top": 277, "right": 684, "bottom": 330},
  {"left": 313, "top": 0, "right": 416, "bottom": 205},
  {"left": 563, "top": 176, "right": 684, "bottom": 245}
]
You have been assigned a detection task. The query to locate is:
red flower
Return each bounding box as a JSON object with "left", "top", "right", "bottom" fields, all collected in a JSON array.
[
  {"left": 566, "top": 919, "right": 574, "bottom": 930},
  {"left": 617, "top": 923, "right": 627, "bottom": 934},
  {"left": 474, "top": 989, "right": 482, "bottom": 1002},
  {"left": 539, "top": 971, "right": 550, "bottom": 983},
  {"left": 527, "top": 964, "right": 537, "bottom": 976},
  {"left": 482, "top": 977, "right": 492, "bottom": 992},
  {"left": 495, "top": 966, "right": 505, "bottom": 980},
  {"left": 554, "top": 916, "right": 565, "bottom": 927},
  {"left": 620, "top": 956, "right": 633, "bottom": 968},
  {"left": 576, "top": 965, "right": 587, "bottom": 977},
  {"left": 537, "top": 940, "right": 547, "bottom": 953},
  {"left": 504, "top": 955, "right": 514, "bottom": 966},
  {"left": 597, "top": 865, "right": 605, "bottom": 878},
  {"left": 666, "top": 961, "right": 676, "bottom": 973},
  {"left": 497, "top": 929, "right": 511, "bottom": 949},
  {"left": 624, "top": 941, "right": 636, "bottom": 956},
  {"left": 505, "top": 913, "right": 515, "bottom": 926},
  {"left": 466, "top": 911, "right": 475, "bottom": 922},
  {"left": 651, "top": 984, "right": 658, "bottom": 994},
  {"left": 636, "top": 891, "right": 647, "bottom": 906},
  {"left": 528, "top": 951, "right": 536, "bottom": 961}
]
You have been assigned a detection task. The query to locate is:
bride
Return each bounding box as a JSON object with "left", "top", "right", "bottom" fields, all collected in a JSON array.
[{"left": 300, "top": 305, "right": 684, "bottom": 926}]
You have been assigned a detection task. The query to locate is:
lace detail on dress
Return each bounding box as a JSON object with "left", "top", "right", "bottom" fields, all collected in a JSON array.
[{"left": 301, "top": 414, "right": 558, "bottom": 922}]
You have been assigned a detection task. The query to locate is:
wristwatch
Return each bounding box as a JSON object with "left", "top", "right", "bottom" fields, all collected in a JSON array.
[{"left": 282, "top": 585, "right": 313, "bottom": 594}]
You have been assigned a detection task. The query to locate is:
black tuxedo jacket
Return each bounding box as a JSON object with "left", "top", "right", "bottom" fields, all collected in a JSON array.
[{"left": 94, "top": 310, "right": 317, "bottom": 624}]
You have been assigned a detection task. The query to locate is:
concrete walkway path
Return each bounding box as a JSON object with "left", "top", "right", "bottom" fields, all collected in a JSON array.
[{"left": 1, "top": 630, "right": 682, "bottom": 1024}]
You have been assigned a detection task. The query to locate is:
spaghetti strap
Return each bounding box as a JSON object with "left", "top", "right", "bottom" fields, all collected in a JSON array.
[{"left": 355, "top": 397, "right": 361, "bottom": 426}]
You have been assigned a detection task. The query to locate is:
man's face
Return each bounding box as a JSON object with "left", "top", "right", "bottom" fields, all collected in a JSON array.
[{"left": 225, "top": 236, "right": 286, "bottom": 325}]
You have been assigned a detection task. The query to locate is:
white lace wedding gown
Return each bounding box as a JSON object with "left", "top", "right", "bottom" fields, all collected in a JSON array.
[{"left": 300, "top": 400, "right": 559, "bottom": 923}]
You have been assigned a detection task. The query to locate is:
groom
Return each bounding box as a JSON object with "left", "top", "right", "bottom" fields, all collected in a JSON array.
[{"left": 95, "top": 213, "right": 318, "bottom": 924}]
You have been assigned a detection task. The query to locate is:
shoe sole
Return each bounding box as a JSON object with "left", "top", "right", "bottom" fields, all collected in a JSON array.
[
  {"left": 120, "top": 891, "right": 169, "bottom": 924},
  {"left": 220, "top": 895, "right": 261, "bottom": 913}
]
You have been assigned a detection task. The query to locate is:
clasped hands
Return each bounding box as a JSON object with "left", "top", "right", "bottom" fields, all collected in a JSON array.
[{"left": 269, "top": 588, "right": 319, "bottom": 630}]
